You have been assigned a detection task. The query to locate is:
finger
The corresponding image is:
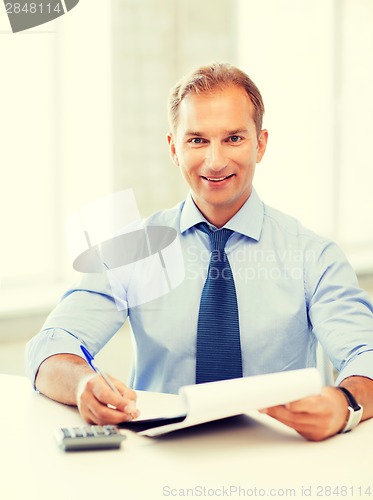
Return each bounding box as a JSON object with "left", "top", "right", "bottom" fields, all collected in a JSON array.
[
  {"left": 263, "top": 389, "right": 335, "bottom": 417},
  {"left": 264, "top": 405, "right": 314, "bottom": 426},
  {"left": 93, "top": 390, "right": 139, "bottom": 422},
  {"left": 99, "top": 376, "right": 138, "bottom": 414},
  {"left": 80, "top": 377, "right": 139, "bottom": 424},
  {"left": 262, "top": 406, "right": 326, "bottom": 440},
  {"left": 116, "top": 384, "right": 138, "bottom": 405},
  {"left": 81, "top": 387, "right": 138, "bottom": 425},
  {"left": 112, "top": 378, "right": 137, "bottom": 400},
  {"left": 285, "top": 395, "right": 325, "bottom": 414},
  {"left": 88, "top": 400, "right": 137, "bottom": 425},
  {"left": 88, "top": 376, "right": 137, "bottom": 413}
]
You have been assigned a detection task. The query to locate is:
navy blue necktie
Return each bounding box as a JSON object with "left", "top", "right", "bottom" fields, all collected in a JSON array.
[{"left": 196, "top": 223, "right": 243, "bottom": 383}]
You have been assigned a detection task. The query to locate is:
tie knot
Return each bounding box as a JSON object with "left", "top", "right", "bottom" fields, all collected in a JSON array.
[{"left": 197, "top": 222, "right": 233, "bottom": 252}]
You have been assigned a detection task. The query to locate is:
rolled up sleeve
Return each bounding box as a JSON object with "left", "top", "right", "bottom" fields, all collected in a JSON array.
[
  {"left": 25, "top": 272, "right": 128, "bottom": 388},
  {"left": 306, "top": 239, "right": 373, "bottom": 384}
]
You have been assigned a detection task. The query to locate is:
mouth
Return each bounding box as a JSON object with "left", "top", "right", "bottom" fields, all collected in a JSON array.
[{"left": 202, "top": 174, "right": 235, "bottom": 183}]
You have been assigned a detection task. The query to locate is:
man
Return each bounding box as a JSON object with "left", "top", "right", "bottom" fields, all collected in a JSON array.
[{"left": 26, "top": 63, "right": 373, "bottom": 441}]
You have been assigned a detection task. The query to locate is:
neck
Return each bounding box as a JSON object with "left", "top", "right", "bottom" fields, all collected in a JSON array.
[
  {"left": 193, "top": 196, "right": 250, "bottom": 229},
  {"left": 194, "top": 204, "right": 237, "bottom": 228}
]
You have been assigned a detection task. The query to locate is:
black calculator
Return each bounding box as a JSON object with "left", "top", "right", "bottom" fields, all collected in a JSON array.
[{"left": 55, "top": 425, "right": 126, "bottom": 451}]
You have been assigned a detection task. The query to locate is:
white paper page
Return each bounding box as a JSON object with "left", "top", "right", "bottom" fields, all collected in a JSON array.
[
  {"left": 139, "top": 368, "right": 322, "bottom": 437},
  {"left": 134, "top": 390, "right": 186, "bottom": 421}
]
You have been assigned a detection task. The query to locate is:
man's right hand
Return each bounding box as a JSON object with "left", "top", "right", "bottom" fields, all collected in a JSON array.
[
  {"left": 35, "top": 353, "right": 139, "bottom": 425},
  {"left": 76, "top": 372, "right": 139, "bottom": 425}
]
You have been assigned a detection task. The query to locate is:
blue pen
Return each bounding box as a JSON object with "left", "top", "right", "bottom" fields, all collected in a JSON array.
[{"left": 80, "top": 344, "right": 122, "bottom": 397}]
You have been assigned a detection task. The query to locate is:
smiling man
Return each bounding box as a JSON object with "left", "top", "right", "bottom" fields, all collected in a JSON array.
[
  {"left": 168, "top": 84, "right": 268, "bottom": 228},
  {"left": 26, "top": 63, "right": 373, "bottom": 441}
]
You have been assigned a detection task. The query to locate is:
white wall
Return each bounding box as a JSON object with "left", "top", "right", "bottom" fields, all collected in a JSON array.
[
  {"left": 237, "top": 0, "right": 373, "bottom": 272},
  {"left": 111, "top": 0, "right": 237, "bottom": 217}
]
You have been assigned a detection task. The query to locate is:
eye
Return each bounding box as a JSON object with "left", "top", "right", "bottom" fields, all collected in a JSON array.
[
  {"left": 228, "top": 135, "right": 242, "bottom": 143},
  {"left": 189, "top": 137, "right": 205, "bottom": 144}
]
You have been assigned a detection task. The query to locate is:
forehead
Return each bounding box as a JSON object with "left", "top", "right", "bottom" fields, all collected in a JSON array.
[{"left": 176, "top": 85, "right": 256, "bottom": 134}]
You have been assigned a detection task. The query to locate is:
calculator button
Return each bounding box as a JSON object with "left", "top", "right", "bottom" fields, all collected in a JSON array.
[
  {"left": 61, "top": 428, "right": 71, "bottom": 438},
  {"left": 93, "top": 426, "right": 105, "bottom": 436}
]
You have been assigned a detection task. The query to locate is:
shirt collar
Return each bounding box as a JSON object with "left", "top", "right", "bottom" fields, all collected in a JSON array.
[{"left": 180, "top": 188, "right": 264, "bottom": 241}]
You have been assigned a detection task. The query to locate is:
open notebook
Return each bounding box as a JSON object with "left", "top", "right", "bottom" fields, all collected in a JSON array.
[{"left": 123, "top": 368, "right": 323, "bottom": 437}]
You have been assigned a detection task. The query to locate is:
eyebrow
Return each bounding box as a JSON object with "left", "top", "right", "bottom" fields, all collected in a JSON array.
[
  {"left": 184, "top": 131, "right": 204, "bottom": 137},
  {"left": 184, "top": 128, "right": 249, "bottom": 137},
  {"left": 226, "top": 129, "right": 249, "bottom": 135}
]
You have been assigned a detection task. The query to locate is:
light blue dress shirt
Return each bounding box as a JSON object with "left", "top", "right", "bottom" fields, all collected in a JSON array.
[{"left": 26, "top": 189, "right": 373, "bottom": 393}]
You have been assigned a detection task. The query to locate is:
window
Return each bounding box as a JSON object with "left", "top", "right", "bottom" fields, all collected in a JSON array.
[
  {"left": 237, "top": 0, "right": 373, "bottom": 273},
  {"left": 0, "top": 3, "right": 113, "bottom": 323}
]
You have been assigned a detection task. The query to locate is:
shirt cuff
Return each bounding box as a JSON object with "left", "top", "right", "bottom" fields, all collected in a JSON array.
[{"left": 335, "top": 350, "right": 373, "bottom": 385}]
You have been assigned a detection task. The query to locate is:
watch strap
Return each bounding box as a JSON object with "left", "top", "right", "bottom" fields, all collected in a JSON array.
[
  {"left": 337, "top": 387, "right": 360, "bottom": 411},
  {"left": 337, "top": 387, "right": 363, "bottom": 433}
]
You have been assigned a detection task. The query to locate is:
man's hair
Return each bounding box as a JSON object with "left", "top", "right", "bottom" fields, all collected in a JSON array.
[{"left": 168, "top": 62, "right": 265, "bottom": 137}]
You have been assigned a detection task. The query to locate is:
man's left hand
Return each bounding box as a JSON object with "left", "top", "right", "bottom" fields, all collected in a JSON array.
[{"left": 260, "top": 386, "right": 349, "bottom": 441}]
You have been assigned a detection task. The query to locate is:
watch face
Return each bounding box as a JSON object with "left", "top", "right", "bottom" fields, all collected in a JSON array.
[{"left": 342, "top": 405, "right": 363, "bottom": 433}]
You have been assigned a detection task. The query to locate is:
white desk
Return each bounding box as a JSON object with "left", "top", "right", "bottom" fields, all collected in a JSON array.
[{"left": 1, "top": 374, "right": 372, "bottom": 500}]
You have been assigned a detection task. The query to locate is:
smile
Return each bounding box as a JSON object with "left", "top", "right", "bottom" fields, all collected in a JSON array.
[{"left": 202, "top": 174, "right": 234, "bottom": 182}]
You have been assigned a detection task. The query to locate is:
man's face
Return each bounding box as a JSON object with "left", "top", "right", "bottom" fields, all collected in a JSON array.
[{"left": 168, "top": 85, "right": 268, "bottom": 227}]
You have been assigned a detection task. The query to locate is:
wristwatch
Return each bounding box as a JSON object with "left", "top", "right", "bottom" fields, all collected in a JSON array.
[{"left": 337, "top": 387, "right": 363, "bottom": 433}]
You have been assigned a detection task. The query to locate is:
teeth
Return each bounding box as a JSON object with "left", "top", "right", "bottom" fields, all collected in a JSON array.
[{"left": 206, "top": 176, "right": 227, "bottom": 181}]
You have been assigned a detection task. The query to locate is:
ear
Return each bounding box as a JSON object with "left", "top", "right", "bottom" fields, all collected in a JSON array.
[
  {"left": 256, "top": 129, "right": 268, "bottom": 163},
  {"left": 167, "top": 133, "right": 179, "bottom": 166}
]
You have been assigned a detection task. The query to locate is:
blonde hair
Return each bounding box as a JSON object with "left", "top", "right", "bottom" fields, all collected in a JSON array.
[{"left": 168, "top": 62, "right": 265, "bottom": 137}]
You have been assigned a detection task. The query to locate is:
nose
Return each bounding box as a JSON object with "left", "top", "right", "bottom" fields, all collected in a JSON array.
[{"left": 205, "top": 141, "right": 227, "bottom": 171}]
